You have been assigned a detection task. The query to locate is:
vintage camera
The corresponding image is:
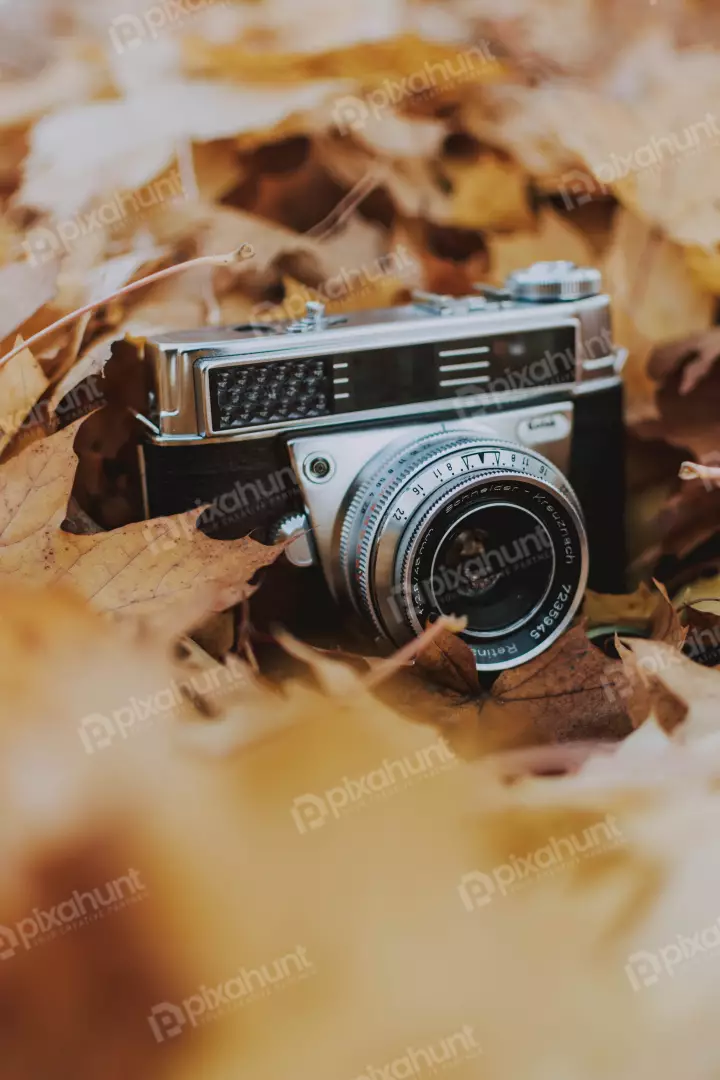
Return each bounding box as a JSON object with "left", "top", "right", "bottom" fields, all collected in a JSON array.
[{"left": 137, "top": 261, "right": 626, "bottom": 672}]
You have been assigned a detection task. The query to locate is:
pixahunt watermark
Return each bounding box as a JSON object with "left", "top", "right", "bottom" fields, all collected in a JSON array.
[
  {"left": 78, "top": 662, "right": 247, "bottom": 754},
  {"left": 452, "top": 327, "right": 614, "bottom": 414},
  {"left": 23, "top": 170, "right": 186, "bottom": 267},
  {"left": 0, "top": 374, "right": 105, "bottom": 445},
  {"left": 353, "top": 1026, "right": 483, "bottom": 1080},
  {"left": 560, "top": 113, "right": 720, "bottom": 209},
  {"left": 143, "top": 466, "right": 299, "bottom": 554},
  {"left": 148, "top": 945, "right": 315, "bottom": 1043},
  {"left": 458, "top": 814, "right": 624, "bottom": 909},
  {"left": 626, "top": 916, "right": 720, "bottom": 991},
  {"left": 387, "top": 522, "right": 555, "bottom": 639},
  {"left": 332, "top": 45, "right": 496, "bottom": 134},
  {"left": 0, "top": 869, "right": 147, "bottom": 960},
  {"left": 291, "top": 737, "right": 456, "bottom": 834},
  {"left": 109, "top": 0, "right": 227, "bottom": 54},
  {"left": 601, "top": 620, "right": 720, "bottom": 707},
  {"left": 251, "top": 247, "right": 418, "bottom": 329}
]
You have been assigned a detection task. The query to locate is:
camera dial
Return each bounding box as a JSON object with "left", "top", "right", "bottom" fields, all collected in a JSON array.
[{"left": 507, "top": 261, "right": 602, "bottom": 303}]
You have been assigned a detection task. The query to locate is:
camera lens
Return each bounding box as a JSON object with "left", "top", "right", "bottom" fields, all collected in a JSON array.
[
  {"left": 431, "top": 505, "right": 554, "bottom": 635},
  {"left": 337, "top": 432, "right": 588, "bottom": 671}
]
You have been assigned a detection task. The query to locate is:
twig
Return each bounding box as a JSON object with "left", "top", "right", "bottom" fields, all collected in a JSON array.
[{"left": 0, "top": 245, "right": 255, "bottom": 369}]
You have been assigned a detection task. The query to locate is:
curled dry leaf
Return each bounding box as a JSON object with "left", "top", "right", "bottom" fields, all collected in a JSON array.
[
  {"left": 412, "top": 624, "right": 480, "bottom": 696},
  {"left": 0, "top": 418, "right": 280, "bottom": 627},
  {"left": 650, "top": 578, "right": 688, "bottom": 649},
  {"left": 622, "top": 637, "right": 720, "bottom": 741}
]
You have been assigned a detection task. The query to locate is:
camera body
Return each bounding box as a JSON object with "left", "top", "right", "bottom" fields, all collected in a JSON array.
[{"left": 138, "top": 262, "right": 626, "bottom": 671}]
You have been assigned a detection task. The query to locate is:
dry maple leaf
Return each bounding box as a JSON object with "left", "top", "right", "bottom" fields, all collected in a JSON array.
[
  {"left": 387, "top": 625, "right": 634, "bottom": 759},
  {"left": 0, "top": 418, "right": 279, "bottom": 626},
  {"left": 485, "top": 624, "right": 633, "bottom": 744}
]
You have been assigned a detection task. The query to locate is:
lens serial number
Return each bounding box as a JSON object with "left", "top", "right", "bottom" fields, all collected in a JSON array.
[{"left": 529, "top": 584, "right": 572, "bottom": 640}]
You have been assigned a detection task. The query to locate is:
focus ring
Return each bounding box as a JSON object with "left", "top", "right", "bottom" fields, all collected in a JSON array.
[{"left": 339, "top": 434, "right": 481, "bottom": 621}]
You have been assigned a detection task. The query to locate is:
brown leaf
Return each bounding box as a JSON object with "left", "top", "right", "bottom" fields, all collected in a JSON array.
[
  {"left": 682, "top": 603, "right": 720, "bottom": 668},
  {"left": 413, "top": 625, "right": 480, "bottom": 695},
  {"left": 485, "top": 624, "right": 633, "bottom": 745},
  {"left": 0, "top": 419, "right": 280, "bottom": 627},
  {"left": 650, "top": 578, "right": 688, "bottom": 649},
  {"left": 584, "top": 582, "right": 660, "bottom": 631}
]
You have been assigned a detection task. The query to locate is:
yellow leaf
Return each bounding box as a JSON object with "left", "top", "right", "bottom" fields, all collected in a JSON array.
[
  {"left": 0, "top": 420, "right": 280, "bottom": 626},
  {"left": 0, "top": 337, "right": 49, "bottom": 456}
]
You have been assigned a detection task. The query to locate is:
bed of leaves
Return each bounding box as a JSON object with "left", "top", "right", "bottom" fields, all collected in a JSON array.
[{"left": 4, "top": 2, "right": 720, "bottom": 1078}]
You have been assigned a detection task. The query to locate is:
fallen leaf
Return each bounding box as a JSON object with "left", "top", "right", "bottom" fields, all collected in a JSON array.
[
  {"left": 584, "top": 582, "right": 660, "bottom": 631},
  {"left": 0, "top": 336, "right": 49, "bottom": 455},
  {"left": 413, "top": 625, "right": 480, "bottom": 695},
  {"left": 650, "top": 579, "right": 686, "bottom": 647},
  {"left": 623, "top": 637, "right": 720, "bottom": 741},
  {"left": 0, "top": 46, "right": 108, "bottom": 129},
  {"left": 19, "top": 80, "right": 347, "bottom": 221},
  {"left": 0, "top": 259, "right": 58, "bottom": 347},
  {"left": 682, "top": 604, "right": 720, "bottom": 668},
  {"left": 439, "top": 148, "right": 535, "bottom": 232},
  {"left": 602, "top": 209, "right": 715, "bottom": 423},
  {"left": 485, "top": 624, "right": 633, "bottom": 745},
  {"left": 183, "top": 33, "right": 503, "bottom": 88},
  {"left": 0, "top": 419, "right": 280, "bottom": 625},
  {"left": 390, "top": 625, "right": 634, "bottom": 759}
]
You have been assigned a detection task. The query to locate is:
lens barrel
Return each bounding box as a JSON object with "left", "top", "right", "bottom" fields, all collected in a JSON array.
[{"left": 338, "top": 434, "right": 588, "bottom": 671}]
